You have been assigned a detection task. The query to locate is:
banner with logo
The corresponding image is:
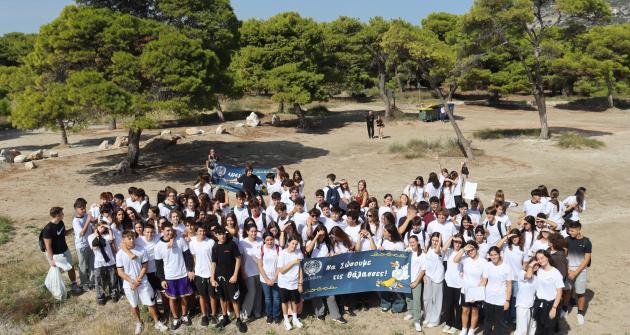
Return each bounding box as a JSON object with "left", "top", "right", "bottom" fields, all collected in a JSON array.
[
  {"left": 210, "top": 164, "right": 274, "bottom": 195},
  {"left": 301, "top": 250, "right": 411, "bottom": 300}
]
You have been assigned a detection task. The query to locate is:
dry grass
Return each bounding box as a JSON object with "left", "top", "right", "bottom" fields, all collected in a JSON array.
[
  {"left": 556, "top": 133, "right": 605, "bottom": 149},
  {"left": 0, "top": 216, "right": 13, "bottom": 245},
  {"left": 473, "top": 128, "right": 540, "bottom": 139},
  {"left": 389, "top": 138, "right": 482, "bottom": 159}
]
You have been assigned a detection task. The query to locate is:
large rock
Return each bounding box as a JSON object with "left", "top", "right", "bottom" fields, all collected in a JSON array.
[
  {"left": 232, "top": 123, "right": 248, "bottom": 136},
  {"left": 0, "top": 149, "right": 11, "bottom": 163},
  {"left": 113, "top": 136, "right": 129, "bottom": 148},
  {"left": 43, "top": 150, "right": 59, "bottom": 158},
  {"left": 271, "top": 114, "right": 280, "bottom": 126},
  {"left": 98, "top": 140, "right": 110, "bottom": 150},
  {"left": 8, "top": 149, "right": 21, "bottom": 162},
  {"left": 185, "top": 127, "right": 204, "bottom": 136},
  {"left": 24, "top": 161, "right": 36, "bottom": 170},
  {"left": 13, "top": 154, "right": 28, "bottom": 163},
  {"left": 160, "top": 129, "right": 172, "bottom": 137},
  {"left": 27, "top": 149, "right": 44, "bottom": 161},
  {"left": 215, "top": 124, "right": 226, "bottom": 135},
  {"left": 143, "top": 134, "right": 181, "bottom": 152},
  {"left": 108, "top": 159, "right": 130, "bottom": 176},
  {"left": 245, "top": 112, "right": 260, "bottom": 127}
]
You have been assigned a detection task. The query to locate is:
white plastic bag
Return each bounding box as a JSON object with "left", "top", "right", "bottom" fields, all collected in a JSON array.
[
  {"left": 53, "top": 254, "right": 73, "bottom": 272},
  {"left": 45, "top": 266, "right": 67, "bottom": 301}
]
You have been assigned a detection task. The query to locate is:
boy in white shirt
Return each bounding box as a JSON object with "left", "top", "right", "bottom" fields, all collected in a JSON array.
[
  {"left": 88, "top": 220, "right": 119, "bottom": 305},
  {"left": 189, "top": 223, "right": 217, "bottom": 326},
  {"left": 266, "top": 173, "right": 282, "bottom": 204},
  {"left": 523, "top": 189, "right": 546, "bottom": 217},
  {"left": 72, "top": 198, "right": 94, "bottom": 291},
  {"left": 266, "top": 192, "right": 282, "bottom": 223},
  {"left": 232, "top": 191, "right": 250, "bottom": 230},
  {"left": 116, "top": 230, "right": 168, "bottom": 334}
]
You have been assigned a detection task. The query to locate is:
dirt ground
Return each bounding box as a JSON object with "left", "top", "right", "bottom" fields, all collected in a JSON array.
[{"left": 0, "top": 101, "right": 629, "bottom": 335}]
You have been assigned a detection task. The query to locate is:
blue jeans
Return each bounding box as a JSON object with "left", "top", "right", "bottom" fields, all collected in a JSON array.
[{"left": 262, "top": 282, "right": 281, "bottom": 318}]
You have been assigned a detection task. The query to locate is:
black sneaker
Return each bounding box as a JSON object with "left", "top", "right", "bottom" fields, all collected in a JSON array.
[
  {"left": 215, "top": 315, "right": 230, "bottom": 328},
  {"left": 236, "top": 318, "right": 248, "bottom": 333},
  {"left": 200, "top": 316, "right": 209, "bottom": 327},
  {"left": 274, "top": 317, "right": 282, "bottom": 324},
  {"left": 97, "top": 299, "right": 106, "bottom": 306},
  {"left": 266, "top": 316, "right": 273, "bottom": 324},
  {"left": 346, "top": 310, "right": 357, "bottom": 317},
  {"left": 333, "top": 317, "right": 348, "bottom": 324},
  {"left": 170, "top": 318, "right": 181, "bottom": 331},
  {"left": 317, "top": 315, "right": 325, "bottom": 321},
  {"left": 112, "top": 295, "right": 120, "bottom": 303},
  {"left": 181, "top": 315, "right": 192, "bottom": 326},
  {"left": 209, "top": 315, "right": 218, "bottom": 325}
]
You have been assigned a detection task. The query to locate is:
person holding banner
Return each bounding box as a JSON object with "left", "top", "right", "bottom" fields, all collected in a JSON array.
[
  {"left": 379, "top": 223, "right": 406, "bottom": 314},
  {"left": 406, "top": 235, "right": 426, "bottom": 332},
  {"left": 277, "top": 236, "right": 305, "bottom": 330},
  {"left": 455, "top": 241, "right": 485, "bottom": 335}
]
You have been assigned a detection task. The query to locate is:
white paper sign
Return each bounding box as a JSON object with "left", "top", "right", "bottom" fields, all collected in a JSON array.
[
  {"left": 463, "top": 181, "right": 477, "bottom": 200},
  {"left": 465, "top": 286, "right": 485, "bottom": 302}
]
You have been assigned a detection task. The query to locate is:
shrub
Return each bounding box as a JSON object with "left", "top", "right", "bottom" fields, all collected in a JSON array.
[
  {"left": 556, "top": 133, "right": 605, "bottom": 149},
  {"left": 473, "top": 128, "right": 540, "bottom": 139},
  {"left": 389, "top": 138, "right": 483, "bottom": 159},
  {"left": 0, "top": 216, "right": 13, "bottom": 246}
]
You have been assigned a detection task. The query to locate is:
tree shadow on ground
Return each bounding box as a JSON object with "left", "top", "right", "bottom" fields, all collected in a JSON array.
[
  {"left": 8, "top": 134, "right": 153, "bottom": 153},
  {"left": 464, "top": 99, "right": 538, "bottom": 111},
  {"left": 78, "top": 139, "right": 329, "bottom": 186},
  {"left": 555, "top": 97, "right": 630, "bottom": 112}
]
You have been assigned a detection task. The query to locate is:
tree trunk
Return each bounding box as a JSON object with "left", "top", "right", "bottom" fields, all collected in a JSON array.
[
  {"left": 291, "top": 103, "right": 307, "bottom": 128},
  {"left": 216, "top": 102, "right": 225, "bottom": 122},
  {"left": 395, "top": 67, "right": 403, "bottom": 94},
  {"left": 378, "top": 63, "right": 392, "bottom": 118},
  {"left": 605, "top": 73, "right": 614, "bottom": 109},
  {"left": 516, "top": 41, "right": 550, "bottom": 140},
  {"left": 533, "top": 90, "right": 550, "bottom": 139},
  {"left": 58, "top": 119, "right": 69, "bottom": 146},
  {"left": 108, "top": 116, "right": 117, "bottom": 130},
  {"left": 127, "top": 127, "right": 142, "bottom": 168},
  {"left": 278, "top": 101, "right": 285, "bottom": 114}
]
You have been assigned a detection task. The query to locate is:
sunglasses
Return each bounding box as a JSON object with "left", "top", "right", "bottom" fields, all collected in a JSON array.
[
  {"left": 453, "top": 240, "right": 463, "bottom": 244},
  {"left": 366, "top": 214, "right": 373, "bottom": 217}
]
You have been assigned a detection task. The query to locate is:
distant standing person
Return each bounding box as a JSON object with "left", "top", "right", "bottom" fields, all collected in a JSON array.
[
  {"left": 376, "top": 115, "right": 385, "bottom": 139},
  {"left": 365, "top": 111, "right": 375, "bottom": 139},
  {"left": 42, "top": 206, "right": 83, "bottom": 294},
  {"left": 206, "top": 148, "right": 218, "bottom": 177},
  {"left": 227, "top": 163, "right": 262, "bottom": 198}
]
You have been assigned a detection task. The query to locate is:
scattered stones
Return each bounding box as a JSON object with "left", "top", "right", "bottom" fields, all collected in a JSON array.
[
  {"left": 24, "top": 161, "right": 36, "bottom": 170},
  {"left": 143, "top": 134, "right": 181, "bottom": 152},
  {"left": 160, "top": 129, "right": 172, "bottom": 137},
  {"left": 27, "top": 149, "right": 44, "bottom": 161},
  {"left": 43, "top": 150, "right": 59, "bottom": 158},
  {"left": 185, "top": 127, "right": 204, "bottom": 136},
  {"left": 108, "top": 159, "right": 130, "bottom": 176},
  {"left": 98, "top": 140, "right": 110, "bottom": 150},
  {"left": 13, "top": 154, "right": 27, "bottom": 163},
  {"left": 215, "top": 125, "right": 226, "bottom": 135},
  {"left": 113, "top": 136, "right": 129, "bottom": 148},
  {"left": 245, "top": 112, "right": 260, "bottom": 127},
  {"left": 271, "top": 114, "right": 280, "bottom": 126},
  {"left": 232, "top": 123, "right": 248, "bottom": 136}
]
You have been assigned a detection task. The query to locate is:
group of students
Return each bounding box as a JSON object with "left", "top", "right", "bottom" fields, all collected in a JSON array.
[{"left": 40, "top": 162, "right": 592, "bottom": 335}]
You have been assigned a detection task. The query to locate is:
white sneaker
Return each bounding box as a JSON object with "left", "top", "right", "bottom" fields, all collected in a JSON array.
[
  {"left": 292, "top": 318, "right": 303, "bottom": 329},
  {"left": 423, "top": 320, "right": 429, "bottom": 325},
  {"left": 467, "top": 328, "right": 476, "bottom": 335},
  {"left": 426, "top": 323, "right": 438, "bottom": 328},
  {"left": 415, "top": 321, "right": 422, "bottom": 332},
  {"left": 404, "top": 313, "right": 414, "bottom": 321},
  {"left": 448, "top": 328, "right": 459, "bottom": 334},
  {"left": 284, "top": 319, "right": 292, "bottom": 331},
  {"left": 460, "top": 328, "right": 468, "bottom": 335},
  {"left": 560, "top": 310, "right": 567, "bottom": 318},
  {"left": 134, "top": 322, "right": 143, "bottom": 335},
  {"left": 577, "top": 314, "right": 585, "bottom": 325},
  {"left": 154, "top": 321, "right": 168, "bottom": 332},
  {"left": 442, "top": 325, "right": 451, "bottom": 333}
]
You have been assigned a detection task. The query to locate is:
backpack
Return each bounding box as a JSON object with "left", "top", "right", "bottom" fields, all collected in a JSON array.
[
  {"left": 325, "top": 186, "right": 341, "bottom": 208},
  {"left": 261, "top": 244, "right": 280, "bottom": 258},
  {"left": 485, "top": 220, "right": 504, "bottom": 238},
  {"left": 38, "top": 229, "right": 46, "bottom": 252}
]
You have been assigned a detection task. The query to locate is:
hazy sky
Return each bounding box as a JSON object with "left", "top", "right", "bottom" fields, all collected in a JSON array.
[{"left": 0, "top": 0, "right": 474, "bottom": 35}]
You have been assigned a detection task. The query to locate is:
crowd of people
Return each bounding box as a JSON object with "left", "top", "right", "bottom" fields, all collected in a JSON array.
[{"left": 40, "top": 158, "right": 592, "bottom": 335}]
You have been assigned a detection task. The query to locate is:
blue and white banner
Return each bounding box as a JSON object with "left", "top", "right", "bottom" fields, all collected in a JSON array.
[
  {"left": 301, "top": 250, "right": 411, "bottom": 300},
  {"left": 211, "top": 164, "right": 274, "bottom": 195}
]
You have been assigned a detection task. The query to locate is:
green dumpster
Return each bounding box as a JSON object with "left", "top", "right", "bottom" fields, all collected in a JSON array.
[{"left": 417, "top": 103, "right": 455, "bottom": 122}]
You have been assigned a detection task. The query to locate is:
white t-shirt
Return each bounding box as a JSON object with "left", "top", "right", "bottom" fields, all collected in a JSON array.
[
  {"left": 267, "top": 182, "right": 282, "bottom": 196},
  {"left": 239, "top": 237, "right": 262, "bottom": 277},
  {"left": 443, "top": 187, "right": 456, "bottom": 209},
  {"left": 462, "top": 256, "right": 486, "bottom": 290},
  {"left": 378, "top": 206, "right": 393, "bottom": 220},
  {"left": 266, "top": 205, "right": 279, "bottom": 224},
  {"left": 523, "top": 200, "right": 546, "bottom": 217},
  {"left": 194, "top": 183, "right": 212, "bottom": 197},
  {"left": 325, "top": 218, "right": 345, "bottom": 232},
  {"left": 484, "top": 220, "right": 509, "bottom": 246},
  {"left": 410, "top": 250, "right": 426, "bottom": 281},
  {"left": 233, "top": 206, "right": 250, "bottom": 230},
  {"left": 344, "top": 225, "right": 362, "bottom": 245},
  {"left": 444, "top": 249, "right": 464, "bottom": 288},
  {"left": 72, "top": 214, "right": 92, "bottom": 249},
  {"left": 502, "top": 245, "right": 525, "bottom": 279},
  {"left": 310, "top": 240, "right": 330, "bottom": 258},
  {"left": 277, "top": 249, "right": 303, "bottom": 290},
  {"left": 292, "top": 211, "right": 309, "bottom": 236},
  {"left": 260, "top": 244, "right": 280, "bottom": 284},
  {"left": 478, "top": 242, "right": 490, "bottom": 260},
  {"left": 357, "top": 237, "right": 376, "bottom": 251},
  {"left": 381, "top": 239, "right": 405, "bottom": 251},
  {"left": 87, "top": 233, "right": 116, "bottom": 268},
  {"left": 424, "top": 183, "right": 441, "bottom": 199},
  {"left": 333, "top": 242, "right": 351, "bottom": 255},
  {"left": 154, "top": 237, "right": 189, "bottom": 280},
  {"left": 189, "top": 237, "right": 214, "bottom": 279},
  {"left": 423, "top": 248, "right": 444, "bottom": 283},
  {"left": 562, "top": 195, "right": 585, "bottom": 221},
  {"left": 427, "top": 220, "right": 457, "bottom": 244},
  {"left": 115, "top": 247, "right": 149, "bottom": 289},
  {"left": 405, "top": 184, "right": 425, "bottom": 204},
  {"left": 135, "top": 235, "right": 160, "bottom": 273},
  {"left": 528, "top": 239, "right": 549, "bottom": 258},
  {"left": 535, "top": 267, "right": 564, "bottom": 301},
  {"left": 483, "top": 261, "right": 513, "bottom": 306},
  {"left": 515, "top": 270, "right": 536, "bottom": 308},
  {"left": 404, "top": 229, "right": 428, "bottom": 251}
]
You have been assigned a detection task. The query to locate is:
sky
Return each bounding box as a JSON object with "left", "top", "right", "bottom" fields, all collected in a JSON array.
[{"left": 0, "top": 0, "right": 474, "bottom": 35}]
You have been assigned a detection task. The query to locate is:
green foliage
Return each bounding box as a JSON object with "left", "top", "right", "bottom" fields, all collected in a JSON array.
[
  {"left": 0, "top": 215, "right": 13, "bottom": 246},
  {"left": 473, "top": 128, "right": 540, "bottom": 139},
  {"left": 0, "top": 97, "right": 9, "bottom": 116},
  {"left": 556, "top": 133, "right": 605, "bottom": 149},
  {"left": 0, "top": 32, "right": 37, "bottom": 66},
  {"left": 388, "top": 138, "right": 480, "bottom": 159}
]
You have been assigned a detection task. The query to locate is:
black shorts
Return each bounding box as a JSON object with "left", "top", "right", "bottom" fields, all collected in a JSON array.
[
  {"left": 279, "top": 288, "right": 301, "bottom": 303},
  {"left": 146, "top": 272, "right": 162, "bottom": 292},
  {"left": 460, "top": 293, "right": 482, "bottom": 308},
  {"left": 195, "top": 276, "right": 216, "bottom": 298},
  {"left": 215, "top": 277, "right": 240, "bottom": 302}
]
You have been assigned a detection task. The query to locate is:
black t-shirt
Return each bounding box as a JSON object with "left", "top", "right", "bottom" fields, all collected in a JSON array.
[
  {"left": 238, "top": 174, "right": 262, "bottom": 196},
  {"left": 42, "top": 221, "right": 69, "bottom": 254},
  {"left": 566, "top": 236, "right": 592, "bottom": 268},
  {"left": 211, "top": 240, "right": 241, "bottom": 278},
  {"left": 366, "top": 114, "right": 375, "bottom": 125}
]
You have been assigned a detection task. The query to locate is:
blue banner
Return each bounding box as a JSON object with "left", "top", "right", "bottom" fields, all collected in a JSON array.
[
  {"left": 210, "top": 164, "right": 274, "bottom": 195},
  {"left": 301, "top": 250, "right": 411, "bottom": 300}
]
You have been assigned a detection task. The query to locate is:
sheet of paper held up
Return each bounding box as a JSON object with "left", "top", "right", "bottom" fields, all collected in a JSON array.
[{"left": 463, "top": 181, "right": 477, "bottom": 200}]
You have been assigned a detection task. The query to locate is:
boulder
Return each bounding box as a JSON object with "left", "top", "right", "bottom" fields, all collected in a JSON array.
[
  {"left": 9, "top": 149, "right": 21, "bottom": 161},
  {"left": 245, "top": 112, "right": 260, "bottom": 127},
  {"left": 271, "top": 114, "right": 280, "bottom": 126},
  {"left": 113, "top": 135, "right": 129, "bottom": 148},
  {"left": 13, "top": 154, "right": 28, "bottom": 163},
  {"left": 160, "top": 129, "right": 172, "bottom": 137},
  {"left": 108, "top": 159, "right": 130, "bottom": 176},
  {"left": 232, "top": 123, "right": 248, "bottom": 136},
  {"left": 143, "top": 134, "right": 181, "bottom": 152},
  {"left": 43, "top": 150, "right": 59, "bottom": 158},
  {"left": 27, "top": 149, "right": 44, "bottom": 161},
  {"left": 0, "top": 149, "right": 11, "bottom": 163},
  {"left": 215, "top": 124, "right": 226, "bottom": 135},
  {"left": 24, "top": 161, "right": 36, "bottom": 170},
  {"left": 185, "top": 127, "right": 204, "bottom": 136},
  {"left": 98, "top": 140, "right": 110, "bottom": 150}
]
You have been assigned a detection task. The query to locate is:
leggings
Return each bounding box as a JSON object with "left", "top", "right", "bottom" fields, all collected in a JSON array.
[
  {"left": 483, "top": 302, "right": 508, "bottom": 335},
  {"left": 533, "top": 298, "right": 558, "bottom": 335},
  {"left": 444, "top": 285, "right": 462, "bottom": 329}
]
